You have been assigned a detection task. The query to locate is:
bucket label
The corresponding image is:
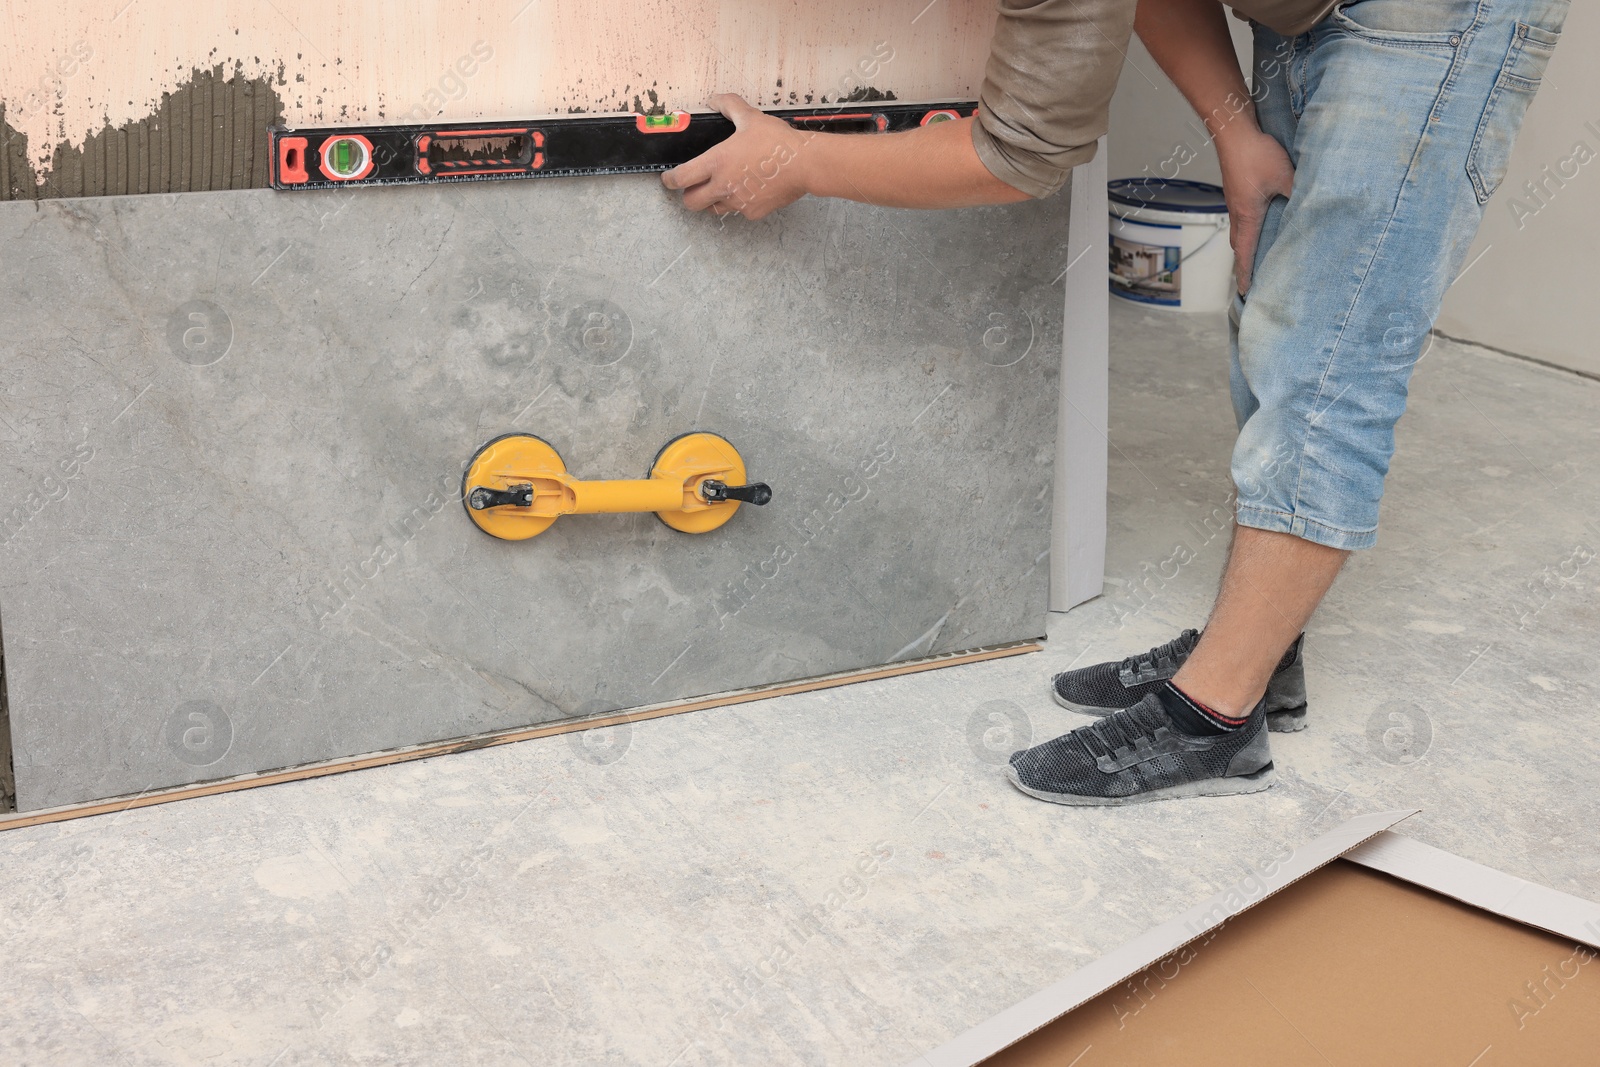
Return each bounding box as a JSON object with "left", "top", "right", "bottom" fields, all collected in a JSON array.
[{"left": 1110, "top": 235, "right": 1181, "bottom": 306}]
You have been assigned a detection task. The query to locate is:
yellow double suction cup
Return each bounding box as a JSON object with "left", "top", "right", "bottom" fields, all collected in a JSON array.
[{"left": 461, "top": 431, "right": 772, "bottom": 541}]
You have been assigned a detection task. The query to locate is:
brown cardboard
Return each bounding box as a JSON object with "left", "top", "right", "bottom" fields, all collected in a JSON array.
[
  {"left": 911, "top": 811, "right": 1420, "bottom": 1067},
  {"left": 1346, "top": 829, "right": 1600, "bottom": 949},
  {"left": 982, "top": 860, "right": 1600, "bottom": 1066}
]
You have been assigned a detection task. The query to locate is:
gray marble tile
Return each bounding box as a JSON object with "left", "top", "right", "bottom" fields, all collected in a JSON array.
[{"left": 0, "top": 181, "right": 1069, "bottom": 810}]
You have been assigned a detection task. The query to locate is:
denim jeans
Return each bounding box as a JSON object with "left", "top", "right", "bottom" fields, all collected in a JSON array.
[{"left": 1231, "top": 0, "right": 1569, "bottom": 549}]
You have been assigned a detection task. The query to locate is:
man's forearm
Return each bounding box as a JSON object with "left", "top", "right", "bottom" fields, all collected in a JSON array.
[
  {"left": 1137, "top": 0, "right": 1295, "bottom": 294},
  {"left": 1135, "top": 0, "right": 1258, "bottom": 146},
  {"left": 798, "top": 118, "right": 1031, "bottom": 209}
]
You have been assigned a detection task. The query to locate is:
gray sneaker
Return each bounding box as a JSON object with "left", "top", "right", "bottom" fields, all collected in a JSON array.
[
  {"left": 1007, "top": 693, "right": 1275, "bottom": 806},
  {"left": 1051, "top": 630, "right": 1309, "bottom": 733}
]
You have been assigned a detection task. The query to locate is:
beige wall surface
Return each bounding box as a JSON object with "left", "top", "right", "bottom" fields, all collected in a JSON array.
[
  {"left": 1436, "top": 0, "right": 1599, "bottom": 378},
  {"left": 0, "top": 0, "right": 998, "bottom": 181}
]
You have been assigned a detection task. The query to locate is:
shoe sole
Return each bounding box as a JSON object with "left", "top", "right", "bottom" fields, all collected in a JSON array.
[
  {"left": 1268, "top": 704, "right": 1308, "bottom": 733},
  {"left": 1005, "top": 762, "right": 1277, "bottom": 806},
  {"left": 1052, "top": 687, "right": 1309, "bottom": 734}
]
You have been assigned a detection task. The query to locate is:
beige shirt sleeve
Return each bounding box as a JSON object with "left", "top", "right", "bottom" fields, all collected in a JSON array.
[{"left": 972, "top": 0, "right": 1137, "bottom": 198}]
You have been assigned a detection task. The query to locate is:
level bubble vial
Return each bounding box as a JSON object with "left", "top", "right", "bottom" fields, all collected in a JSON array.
[{"left": 319, "top": 134, "right": 375, "bottom": 180}]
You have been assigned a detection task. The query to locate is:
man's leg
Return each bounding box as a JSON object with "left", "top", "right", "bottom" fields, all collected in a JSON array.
[
  {"left": 1171, "top": 526, "right": 1346, "bottom": 717},
  {"left": 1010, "top": 0, "right": 1569, "bottom": 804}
]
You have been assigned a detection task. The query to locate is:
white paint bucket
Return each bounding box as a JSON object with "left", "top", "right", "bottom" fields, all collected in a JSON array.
[{"left": 1107, "top": 179, "right": 1234, "bottom": 313}]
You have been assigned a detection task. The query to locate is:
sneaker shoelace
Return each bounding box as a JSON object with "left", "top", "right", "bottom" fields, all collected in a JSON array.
[
  {"left": 1079, "top": 701, "right": 1171, "bottom": 763},
  {"left": 1119, "top": 629, "right": 1200, "bottom": 676}
]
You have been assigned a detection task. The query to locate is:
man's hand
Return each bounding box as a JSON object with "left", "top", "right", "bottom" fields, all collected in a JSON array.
[
  {"left": 661, "top": 94, "right": 810, "bottom": 220},
  {"left": 662, "top": 95, "right": 1030, "bottom": 214},
  {"left": 1133, "top": 0, "right": 1296, "bottom": 294},
  {"left": 1217, "top": 127, "right": 1295, "bottom": 295}
]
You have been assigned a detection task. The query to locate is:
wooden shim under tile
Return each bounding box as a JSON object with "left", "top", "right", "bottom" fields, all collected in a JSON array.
[{"left": 0, "top": 640, "right": 1040, "bottom": 831}]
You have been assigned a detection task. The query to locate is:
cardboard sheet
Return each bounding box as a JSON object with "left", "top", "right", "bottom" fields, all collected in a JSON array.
[{"left": 983, "top": 860, "right": 1600, "bottom": 1065}]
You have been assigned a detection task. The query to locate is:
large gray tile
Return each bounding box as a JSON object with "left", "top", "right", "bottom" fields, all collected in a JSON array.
[{"left": 0, "top": 181, "right": 1068, "bottom": 809}]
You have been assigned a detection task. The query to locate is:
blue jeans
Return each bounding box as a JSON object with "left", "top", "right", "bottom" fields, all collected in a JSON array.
[{"left": 1231, "top": 0, "right": 1568, "bottom": 549}]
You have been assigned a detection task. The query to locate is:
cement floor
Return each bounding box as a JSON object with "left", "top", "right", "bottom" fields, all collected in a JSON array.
[{"left": 4, "top": 302, "right": 1596, "bottom": 1066}]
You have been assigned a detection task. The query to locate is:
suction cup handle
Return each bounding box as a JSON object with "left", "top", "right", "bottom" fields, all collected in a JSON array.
[
  {"left": 700, "top": 479, "right": 772, "bottom": 506},
  {"left": 468, "top": 484, "right": 534, "bottom": 510}
]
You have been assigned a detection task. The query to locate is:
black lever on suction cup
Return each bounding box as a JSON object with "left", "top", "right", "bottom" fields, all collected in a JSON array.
[
  {"left": 699, "top": 479, "right": 772, "bottom": 506},
  {"left": 468, "top": 485, "right": 534, "bottom": 510}
]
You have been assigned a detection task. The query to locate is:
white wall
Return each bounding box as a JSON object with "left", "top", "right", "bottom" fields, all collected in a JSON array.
[{"left": 1105, "top": 6, "right": 1597, "bottom": 378}]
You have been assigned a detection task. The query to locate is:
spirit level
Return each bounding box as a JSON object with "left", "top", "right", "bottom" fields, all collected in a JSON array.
[{"left": 269, "top": 102, "right": 977, "bottom": 191}]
